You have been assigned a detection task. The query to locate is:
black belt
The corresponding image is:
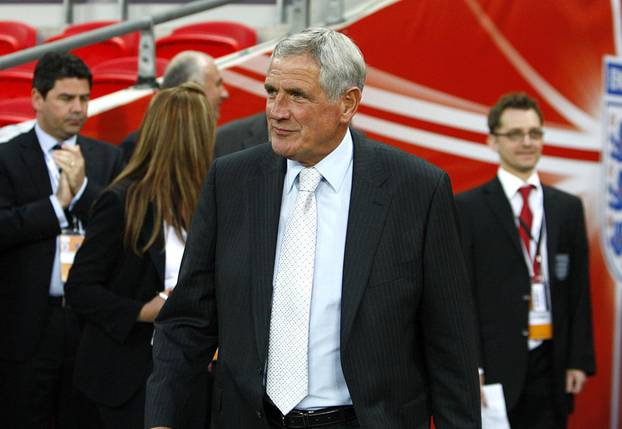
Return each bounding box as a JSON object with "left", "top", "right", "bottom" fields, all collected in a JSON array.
[{"left": 265, "top": 402, "right": 357, "bottom": 428}]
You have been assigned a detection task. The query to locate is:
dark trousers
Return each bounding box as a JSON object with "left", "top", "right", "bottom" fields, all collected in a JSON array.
[
  {"left": 97, "top": 384, "right": 145, "bottom": 429},
  {"left": 508, "top": 341, "right": 567, "bottom": 429},
  {"left": 2, "top": 304, "right": 100, "bottom": 429}
]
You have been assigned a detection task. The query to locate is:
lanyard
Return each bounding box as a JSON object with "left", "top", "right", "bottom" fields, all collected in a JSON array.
[{"left": 518, "top": 217, "right": 545, "bottom": 279}]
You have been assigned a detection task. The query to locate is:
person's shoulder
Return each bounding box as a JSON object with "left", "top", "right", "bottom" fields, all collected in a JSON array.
[
  {"left": 0, "top": 127, "right": 35, "bottom": 149},
  {"left": 78, "top": 135, "right": 120, "bottom": 152},
  {"left": 358, "top": 135, "right": 446, "bottom": 183},
  {"left": 543, "top": 183, "right": 584, "bottom": 207},
  {"left": 455, "top": 178, "right": 496, "bottom": 205},
  {"left": 218, "top": 112, "right": 265, "bottom": 135}
]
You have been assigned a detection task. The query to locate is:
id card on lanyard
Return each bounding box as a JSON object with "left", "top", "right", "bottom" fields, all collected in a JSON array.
[
  {"left": 60, "top": 216, "right": 85, "bottom": 283},
  {"left": 519, "top": 218, "right": 553, "bottom": 341}
]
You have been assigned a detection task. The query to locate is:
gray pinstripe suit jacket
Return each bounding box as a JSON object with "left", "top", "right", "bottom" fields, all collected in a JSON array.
[{"left": 145, "top": 132, "right": 481, "bottom": 429}]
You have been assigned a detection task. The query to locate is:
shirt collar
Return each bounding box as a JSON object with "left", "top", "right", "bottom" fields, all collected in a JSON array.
[
  {"left": 35, "top": 122, "right": 78, "bottom": 153},
  {"left": 497, "top": 167, "right": 541, "bottom": 200},
  {"left": 284, "top": 129, "right": 354, "bottom": 194}
]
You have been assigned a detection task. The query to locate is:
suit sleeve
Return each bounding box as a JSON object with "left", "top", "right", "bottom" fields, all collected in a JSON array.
[
  {"left": 64, "top": 189, "right": 145, "bottom": 344},
  {"left": 421, "top": 173, "right": 481, "bottom": 428},
  {"left": 145, "top": 163, "right": 219, "bottom": 428},
  {"left": 566, "top": 198, "right": 596, "bottom": 375},
  {"left": 0, "top": 157, "right": 60, "bottom": 251},
  {"left": 454, "top": 195, "right": 484, "bottom": 369}
]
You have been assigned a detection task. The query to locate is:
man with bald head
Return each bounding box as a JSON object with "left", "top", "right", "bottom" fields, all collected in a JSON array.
[{"left": 120, "top": 50, "right": 229, "bottom": 162}]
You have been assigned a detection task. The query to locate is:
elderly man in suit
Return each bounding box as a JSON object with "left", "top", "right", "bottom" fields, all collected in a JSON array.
[
  {"left": 145, "top": 28, "right": 480, "bottom": 429},
  {"left": 214, "top": 111, "right": 268, "bottom": 158},
  {"left": 120, "top": 51, "right": 229, "bottom": 163},
  {"left": 455, "top": 92, "right": 596, "bottom": 428},
  {"left": 0, "top": 52, "right": 123, "bottom": 428}
]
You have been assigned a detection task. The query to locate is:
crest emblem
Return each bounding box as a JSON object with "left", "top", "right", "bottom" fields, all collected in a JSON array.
[{"left": 603, "top": 57, "right": 622, "bottom": 282}]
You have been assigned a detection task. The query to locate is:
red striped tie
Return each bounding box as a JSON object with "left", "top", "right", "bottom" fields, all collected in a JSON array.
[{"left": 518, "top": 185, "right": 534, "bottom": 258}]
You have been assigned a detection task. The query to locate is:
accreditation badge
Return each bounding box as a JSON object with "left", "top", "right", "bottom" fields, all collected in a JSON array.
[
  {"left": 60, "top": 230, "right": 85, "bottom": 282},
  {"left": 528, "top": 281, "right": 553, "bottom": 340}
]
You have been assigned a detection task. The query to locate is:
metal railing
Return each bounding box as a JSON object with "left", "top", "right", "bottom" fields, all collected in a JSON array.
[
  {"left": 0, "top": 0, "right": 233, "bottom": 85},
  {"left": 0, "top": 0, "right": 345, "bottom": 86}
]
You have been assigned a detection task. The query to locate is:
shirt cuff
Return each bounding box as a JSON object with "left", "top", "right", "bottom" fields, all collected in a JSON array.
[
  {"left": 478, "top": 367, "right": 484, "bottom": 376},
  {"left": 69, "top": 177, "right": 88, "bottom": 210},
  {"left": 49, "top": 195, "right": 69, "bottom": 229}
]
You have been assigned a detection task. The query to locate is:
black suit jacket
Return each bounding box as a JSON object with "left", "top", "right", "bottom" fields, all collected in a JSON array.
[
  {"left": 214, "top": 112, "right": 268, "bottom": 158},
  {"left": 145, "top": 133, "right": 481, "bottom": 429},
  {"left": 0, "top": 128, "right": 123, "bottom": 362},
  {"left": 455, "top": 177, "right": 596, "bottom": 414},
  {"left": 64, "top": 182, "right": 164, "bottom": 407}
]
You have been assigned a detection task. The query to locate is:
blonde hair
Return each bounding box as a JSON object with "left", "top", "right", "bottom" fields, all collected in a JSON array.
[{"left": 112, "top": 82, "right": 216, "bottom": 254}]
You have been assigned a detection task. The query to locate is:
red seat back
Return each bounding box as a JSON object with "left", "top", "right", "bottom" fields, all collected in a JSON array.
[
  {"left": 0, "top": 70, "right": 33, "bottom": 100},
  {"left": 0, "top": 97, "right": 35, "bottom": 127},
  {"left": 172, "top": 21, "right": 256, "bottom": 48},
  {"left": 0, "top": 21, "right": 38, "bottom": 49},
  {"left": 45, "top": 33, "right": 130, "bottom": 69},
  {"left": 156, "top": 33, "right": 240, "bottom": 60},
  {"left": 62, "top": 21, "right": 140, "bottom": 55},
  {"left": 91, "top": 56, "right": 169, "bottom": 77},
  {"left": 91, "top": 73, "right": 137, "bottom": 98},
  {"left": 0, "top": 34, "right": 19, "bottom": 56}
]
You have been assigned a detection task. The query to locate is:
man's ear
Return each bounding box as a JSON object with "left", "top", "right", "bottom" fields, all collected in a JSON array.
[
  {"left": 32, "top": 88, "right": 44, "bottom": 113},
  {"left": 487, "top": 133, "right": 498, "bottom": 152},
  {"left": 339, "top": 87, "right": 362, "bottom": 125}
]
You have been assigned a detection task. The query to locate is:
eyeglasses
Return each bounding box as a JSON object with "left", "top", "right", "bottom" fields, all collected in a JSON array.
[{"left": 493, "top": 128, "right": 544, "bottom": 142}]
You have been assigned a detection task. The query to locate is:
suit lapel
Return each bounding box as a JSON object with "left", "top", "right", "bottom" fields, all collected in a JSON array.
[
  {"left": 77, "top": 136, "right": 93, "bottom": 176},
  {"left": 249, "top": 149, "right": 285, "bottom": 362},
  {"left": 340, "top": 135, "right": 391, "bottom": 349},
  {"left": 543, "top": 186, "right": 560, "bottom": 304},
  {"left": 483, "top": 178, "right": 523, "bottom": 256},
  {"left": 20, "top": 128, "right": 53, "bottom": 197}
]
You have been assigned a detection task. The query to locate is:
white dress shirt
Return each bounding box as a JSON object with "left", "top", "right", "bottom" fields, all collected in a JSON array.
[
  {"left": 35, "top": 123, "right": 87, "bottom": 296},
  {"left": 497, "top": 167, "right": 549, "bottom": 350},
  {"left": 273, "top": 129, "right": 354, "bottom": 409}
]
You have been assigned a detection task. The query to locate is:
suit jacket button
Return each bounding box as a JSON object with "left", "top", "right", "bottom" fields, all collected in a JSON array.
[
  {"left": 522, "top": 329, "right": 529, "bottom": 337},
  {"left": 256, "top": 410, "right": 263, "bottom": 419},
  {"left": 522, "top": 294, "right": 530, "bottom": 301}
]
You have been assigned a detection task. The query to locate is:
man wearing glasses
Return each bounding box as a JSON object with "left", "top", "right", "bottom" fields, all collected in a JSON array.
[{"left": 455, "top": 92, "right": 595, "bottom": 428}]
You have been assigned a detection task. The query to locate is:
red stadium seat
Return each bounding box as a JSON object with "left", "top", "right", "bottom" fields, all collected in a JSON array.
[
  {"left": 156, "top": 33, "right": 240, "bottom": 60},
  {"left": 0, "top": 20, "right": 38, "bottom": 49},
  {"left": 0, "top": 34, "right": 19, "bottom": 56},
  {"left": 91, "top": 73, "right": 137, "bottom": 98},
  {"left": 45, "top": 33, "right": 130, "bottom": 69},
  {"left": 45, "top": 20, "right": 142, "bottom": 68},
  {"left": 172, "top": 21, "right": 257, "bottom": 48},
  {"left": 0, "top": 69, "right": 33, "bottom": 99},
  {"left": 0, "top": 97, "right": 34, "bottom": 127},
  {"left": 92, "top": 56, "right": 169, "bottom": 77},
  {"left": 61, "top": 21, "right": 140, "bottom": 55}
]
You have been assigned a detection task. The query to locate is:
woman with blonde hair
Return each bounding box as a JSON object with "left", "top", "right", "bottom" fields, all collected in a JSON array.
[{"left": 65, "top": 82, "right": 215, "bottom": 428}]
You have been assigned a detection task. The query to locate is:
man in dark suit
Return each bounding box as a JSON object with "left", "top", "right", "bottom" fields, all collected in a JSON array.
[
  {"left": 120, "top": 51, "right": 229, "bottom": 163},
  {"left": 455, "top": 93, "right": 596, "bottom": 428},
  {"left": 214, "top": 111, "right": 268, "bottom": 158},
  {"left": 146, "top": 28, "right": 480, "bottom": 429},
  {"left": 0, "top": 52, "right": 123, "bottom": 428}
]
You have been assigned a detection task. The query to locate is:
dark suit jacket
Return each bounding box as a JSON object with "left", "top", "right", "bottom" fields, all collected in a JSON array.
[
  {"left": 120, "top": 131, "right": 139, "bottom": 164},
  {"left": 64, "top": 181, "right": 164, "bottom": 407},
  {"left": 455, "top": 177, "right": 596, "bottom": 415},
  {"left": 214, "top": 112, "right": 268, "bottom": 158},
  {"left": 0, "top": 128, "right": 123, "bottom": 362},
  {"left": 145, "top": 132, "right": 481, "bottom": 429}
]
